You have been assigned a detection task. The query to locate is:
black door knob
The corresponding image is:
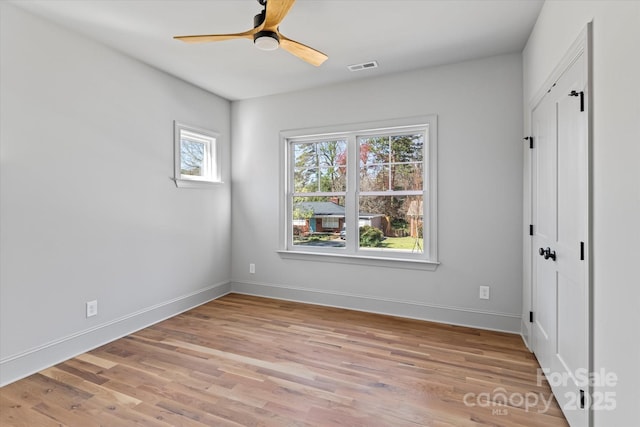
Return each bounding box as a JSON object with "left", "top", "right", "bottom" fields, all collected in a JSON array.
[
  {"left": 544, "top": 249, "right": 556, "bottom": 261},
  {"left": 539, "top": 247, "right": 557, "bottom": 261}
]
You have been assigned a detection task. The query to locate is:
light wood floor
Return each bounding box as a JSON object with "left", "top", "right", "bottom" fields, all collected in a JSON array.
[{"left": 1, "top": 294, "right": 568, "bottom": 426}]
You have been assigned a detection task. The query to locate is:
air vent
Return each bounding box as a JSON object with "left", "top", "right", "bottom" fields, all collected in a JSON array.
[{"left": 347, "top": 61, "right": 378, "bottom": 72}]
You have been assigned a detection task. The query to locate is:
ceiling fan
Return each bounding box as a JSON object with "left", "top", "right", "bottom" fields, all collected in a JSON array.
[{"left": 174, "top": 0, "right": 328, "bottom": 66}]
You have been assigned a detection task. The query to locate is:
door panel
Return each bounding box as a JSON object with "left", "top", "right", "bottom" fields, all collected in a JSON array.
[
  {"left": 557, "top": 272, "right": 586, "bottom": 374},
  {"left": 531, "top": 80, "right": 557, "bottom": 375},
  {"left": 534, "top": 97, "right": 557, "bottom": 243},
  {"left": 531, "top": 52, "right": 589, "bottom": 427}
]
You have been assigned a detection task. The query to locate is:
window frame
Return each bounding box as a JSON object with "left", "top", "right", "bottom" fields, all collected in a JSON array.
[
  {"left": 279, "top": 116, "right": 439, "bottom": 270},
  {"left": 173, "top": 121, "right": 222, "bottom": 188}
]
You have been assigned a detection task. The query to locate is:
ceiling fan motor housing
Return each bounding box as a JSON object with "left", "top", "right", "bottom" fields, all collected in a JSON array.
[
  {"left": 253, "top": 10, "right": 279, "bottom": 50},
  {"left": 254, "top": 30, "right": 280, "bottom": 50}
]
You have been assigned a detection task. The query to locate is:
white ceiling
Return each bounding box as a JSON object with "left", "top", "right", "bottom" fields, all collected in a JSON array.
[{"left": 11, "top": 0, "right": 543, "bottom": 101}]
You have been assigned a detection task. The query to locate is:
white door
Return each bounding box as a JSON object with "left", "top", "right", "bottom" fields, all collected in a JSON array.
[{"left": 531, "top": 52, "right": 589, "bottom": 427}]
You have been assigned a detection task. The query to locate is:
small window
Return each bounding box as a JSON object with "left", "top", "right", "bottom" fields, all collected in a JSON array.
[
  {"left": 173, "top": 122, "right": 221, "bottom": 188},
  {"left": 322, "top": 217, "right": 340, "bottom": 229}
]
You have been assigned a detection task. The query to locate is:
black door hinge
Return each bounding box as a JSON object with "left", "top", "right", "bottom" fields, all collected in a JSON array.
[
  {"left": 580, "top": 389, "right": 585, "bottom": 409},
  {"left": 529, "top": 311, "right": 534, "bottom": 323},
  {"left": 580, "top": 241, "right": 585, "bottom": 261},
  {"left": 529, "top": 224, "right": 534, "bottom": 236},
  {"left": 569, "top": 90, "right": 585, "bottom": 112},
  {"left": 523, "top": 136, "right": 534, "bottom": 149}
]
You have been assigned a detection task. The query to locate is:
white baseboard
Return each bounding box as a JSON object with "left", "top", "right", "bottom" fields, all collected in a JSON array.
[
  {"left": 0, "top": 281, "right": 231, "bottom": 387},
  {"left": 230, "top": 280, "right": 522, "bottom": 334},
  {"left": 1, "top": 280, "right": 523, "bottom": 387},
  {"left": 521, "top": 319, "right": 533, "bottom": 351}
]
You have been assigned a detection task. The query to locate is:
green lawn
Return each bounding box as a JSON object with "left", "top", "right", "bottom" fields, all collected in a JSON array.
[
  {"left": 293, "top": 234, "right": 423, "bottom": 252},
  {"left": 381, "top": 236, "right": 423, "bottom": 250}
]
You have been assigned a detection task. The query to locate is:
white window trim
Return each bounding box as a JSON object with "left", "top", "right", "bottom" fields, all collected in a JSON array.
[
  {"left": 279, "top": 116, "right": 439, "bottom": 270},
  {"left": 173, "top": 121, "right": 222, "bottom": 188}
]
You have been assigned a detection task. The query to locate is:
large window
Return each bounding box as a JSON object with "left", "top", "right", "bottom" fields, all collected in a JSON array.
[{"left": 281, "top": 117, "right": 438, "bottom": 268}]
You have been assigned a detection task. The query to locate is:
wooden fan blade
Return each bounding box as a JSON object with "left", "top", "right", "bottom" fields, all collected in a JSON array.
[
  {"left": 264, "top": 0, "right": 297, "bottom": 30},
  {"left": 174, "top": 28, "right": 257, "bottom": 43},
  {"left": 279, "top": 35, "right": 328, "bottom": 66}
]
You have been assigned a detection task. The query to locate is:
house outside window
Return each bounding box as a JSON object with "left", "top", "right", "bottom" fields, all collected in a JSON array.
[{"left": 281, "top": 116, "right": 438, "bottom": 269}]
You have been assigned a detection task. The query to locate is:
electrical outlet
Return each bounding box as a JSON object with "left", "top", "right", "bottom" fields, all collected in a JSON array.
[
  {"left": 249, "top": 263, "right": 255, "bottom": 274},
  {"left": 86, "top": 300, "right": 98, "bottom": 317},
  {"left": 479, "top": 286, "right": 490, "bottom": 300}
]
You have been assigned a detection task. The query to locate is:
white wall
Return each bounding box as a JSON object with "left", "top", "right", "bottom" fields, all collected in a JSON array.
[
  {"left": 0, "top": 4, "right": 232, "bottom": 385},
  {"left": 523, "top": 1, "right": 640, "bottom": 425},
  {"left": 231, "top": 53, "right": 524, "bottom": 332}
]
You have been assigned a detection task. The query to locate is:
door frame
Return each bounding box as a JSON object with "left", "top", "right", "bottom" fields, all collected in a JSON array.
[{"left": 523, "top": 23, "right": 593, "bottom": 426}]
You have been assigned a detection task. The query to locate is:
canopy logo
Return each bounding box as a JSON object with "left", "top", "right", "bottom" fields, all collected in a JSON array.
[
  {"left": 463, "top": 368, "right": 618, "bottom": 416},
  {"left": 462, "top": 387, "right": 555, "bottom": 415}
]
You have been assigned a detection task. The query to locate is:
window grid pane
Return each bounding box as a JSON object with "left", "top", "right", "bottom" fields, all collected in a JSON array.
[
  {"left": 293, "top": 140, "right": 347, "bottom": 194},
  {"left": 180, "top": 139, "right": 205, "bottom": 177},
  {"left": 358, "top": 195, "right": 424, "bottom": 254},
  {"left": 292, "top": 196, "right": 346, "bottom": 248},
  {"left": 359, "top": 133, "right": 424, "bottom": 193},
  {"left": 176, "top": 126, "right": 216, "bottom": 182}
]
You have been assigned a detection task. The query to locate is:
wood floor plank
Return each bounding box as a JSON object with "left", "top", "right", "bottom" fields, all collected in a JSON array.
[
  {"left": 0, "top": 393, "right": 65, "bottom": 427},
  {"left": 0, "top": 294, "right": 568, "bottom": 426}
]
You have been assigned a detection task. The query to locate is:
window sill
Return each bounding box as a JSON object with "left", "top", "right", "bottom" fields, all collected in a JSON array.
[
  {"left": 277, "top": 250, "right": 440, "bottom": 271},
  {"left": 172, "top": 178, "right": 223, "bottom": 189}
]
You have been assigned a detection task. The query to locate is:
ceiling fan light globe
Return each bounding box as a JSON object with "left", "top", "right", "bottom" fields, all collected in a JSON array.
[{"left": 254, "top": 33, "right": 279, "bottom": 51}]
